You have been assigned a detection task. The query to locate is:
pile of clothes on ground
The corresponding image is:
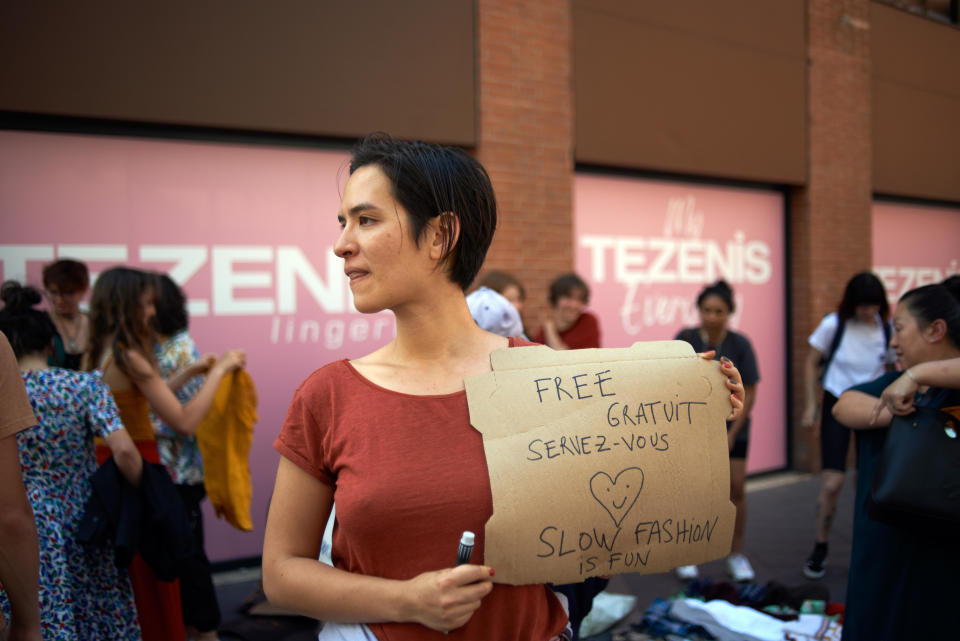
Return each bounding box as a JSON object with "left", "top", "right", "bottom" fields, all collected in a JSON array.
[{"left": 584, "top": 578, "right": 843, "bottom": 641}]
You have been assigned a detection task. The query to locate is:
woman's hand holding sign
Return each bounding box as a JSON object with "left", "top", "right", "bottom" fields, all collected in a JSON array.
[{"left": 699, "top": 350, "right": 745, "bottom": 421}]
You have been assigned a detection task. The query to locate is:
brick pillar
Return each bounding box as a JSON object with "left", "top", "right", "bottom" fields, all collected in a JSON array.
[
  {"left": 475, "top": 0, "right": 574, "bottom": 332},
  {"left": 790, "top": 0, "right": 874, "bottom": 470}
]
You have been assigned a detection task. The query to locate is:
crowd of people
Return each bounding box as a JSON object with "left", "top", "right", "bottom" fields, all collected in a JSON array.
[
  {"left": 0, "top": 263, "right": 246, "bottom": 641},
  {"left": 0, "top": 134, "right": 957, "bottom": 640}
]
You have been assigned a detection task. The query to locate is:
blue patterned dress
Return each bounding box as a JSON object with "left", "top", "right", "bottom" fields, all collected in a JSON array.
[{"left": 0, "top": 368, "right": 142, "bottom": 640}]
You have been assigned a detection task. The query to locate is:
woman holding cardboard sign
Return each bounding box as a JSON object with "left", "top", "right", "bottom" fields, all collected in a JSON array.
[{"left": 262, "top": 134, "right": 747, "bottom": 640}]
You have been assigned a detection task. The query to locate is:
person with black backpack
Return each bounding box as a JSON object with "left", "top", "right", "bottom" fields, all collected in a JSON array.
[{"left": 800, "top": 272, "right": 894, "bottom": 579}]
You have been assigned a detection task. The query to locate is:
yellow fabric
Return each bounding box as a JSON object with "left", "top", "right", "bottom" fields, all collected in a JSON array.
[{"left": 196, "top": 369, "right": 257, "bottom": 532}]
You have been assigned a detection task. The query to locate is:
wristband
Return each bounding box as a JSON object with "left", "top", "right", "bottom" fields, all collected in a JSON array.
[{"left": 905, "top": 368, "right": 919, "bottom": 384}]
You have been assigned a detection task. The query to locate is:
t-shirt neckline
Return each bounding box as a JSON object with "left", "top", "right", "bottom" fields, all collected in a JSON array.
[{"left": 341, "top": 336, "right": 523, "bottom": 400}]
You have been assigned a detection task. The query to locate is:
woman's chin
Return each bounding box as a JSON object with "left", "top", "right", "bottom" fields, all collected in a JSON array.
[{"left": 351, "top": 299, "right": 386, "bottom": 315}]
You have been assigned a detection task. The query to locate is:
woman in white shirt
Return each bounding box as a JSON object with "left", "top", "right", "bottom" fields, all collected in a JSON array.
[{"left": 800, "top": 272, "right": 894, "bottom": 579}]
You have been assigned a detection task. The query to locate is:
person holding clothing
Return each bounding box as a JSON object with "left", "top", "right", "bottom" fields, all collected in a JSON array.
[
  {"left": 0, "top": 282, "right": 142, "bottom": 639},
  {"left": 42, "top": 259, "right": 90, "bottom": 370},
  {"left": 0, "top": 331, "right": 41, "bottom": 641},
  {"left": 261, "top": 134, "right": 748, "bottom": 640},
  {"left": 673, "top": 280, "right": 760, "bottom": 582},
  {"left": 86, "top": 267, "right": 245, "bottom": 641},
  {"left": 800, "top": 272, "right": 893, "bottom": 579},
  {"left": 532, "top": 273, "right": 600, "bottom": 350},
  {"left": 832, "top": 284, "right": 960, "bottom": 639},
  {"left": 150, "top": 274, "right": 223, "bottom": 641}
]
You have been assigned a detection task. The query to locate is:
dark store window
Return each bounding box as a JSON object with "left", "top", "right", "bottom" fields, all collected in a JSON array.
[{"left": 876, "top": 0, "right": 959, "bottom": 24}]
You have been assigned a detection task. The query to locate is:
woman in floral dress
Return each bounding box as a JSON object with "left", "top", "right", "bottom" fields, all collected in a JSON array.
[{"left": 0, "top": 281, "right": 143, "bottom": 640}]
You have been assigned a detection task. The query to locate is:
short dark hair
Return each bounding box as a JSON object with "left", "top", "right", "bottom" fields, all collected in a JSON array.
[
  {"left": 42, "top": 259, "right": 89, "bottom": 293},
  {"left": 478, "top": 270, "right": 525, "bottom": 301},
  {"left": 696, "top": 280, "right": 735, "bottom": 313},
  {"left": 0, "top": 281, "right": 57, "bottom": 359},
  {"left": 548, "top": 273, "right": 590, "bottom": 307},
  {"left": 899, "top": 284, "right": 960, "bottom": 349},
  {"left": 349, "top": 133, "right": 497, "bottom": 291},
  {"left": 838, "top": 272, "right": 889, "bottom": 321},
  {"left": 153, "top": 273, "right": 189, "bottom": 336}
]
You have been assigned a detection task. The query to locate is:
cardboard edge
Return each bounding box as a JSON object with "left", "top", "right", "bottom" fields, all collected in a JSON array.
[{"left": 489, "top": 341, "right": 696, "bottom": 371}]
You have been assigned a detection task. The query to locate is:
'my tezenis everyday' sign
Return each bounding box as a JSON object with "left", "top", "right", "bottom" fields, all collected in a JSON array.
[{"left": 465, "top": 341, "right": 735, "bottom": 585}]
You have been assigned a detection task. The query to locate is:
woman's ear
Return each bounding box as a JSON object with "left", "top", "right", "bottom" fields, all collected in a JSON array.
[
  {"left": 924, "top": 318, "right": 947, "bottom": 343},
  {"left": 429, "top": 212, "right": 461, "bottom": 261}
]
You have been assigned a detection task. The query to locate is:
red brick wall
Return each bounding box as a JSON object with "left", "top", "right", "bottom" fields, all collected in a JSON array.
[
  {"left": 475, "top": 0, "right": 574, "bottom": 332},
  {"left": 789, "top": 0, "right": 874, "bottom": 470}
]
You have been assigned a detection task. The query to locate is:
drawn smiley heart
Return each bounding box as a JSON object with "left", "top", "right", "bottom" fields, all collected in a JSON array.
[{"left": 590, "top": 467, "right": 644, "bottom": 528}]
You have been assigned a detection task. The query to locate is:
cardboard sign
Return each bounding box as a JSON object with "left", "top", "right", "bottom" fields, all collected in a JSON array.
[{"left": 465, "top": 341, "right": 735, "bottom": 585}]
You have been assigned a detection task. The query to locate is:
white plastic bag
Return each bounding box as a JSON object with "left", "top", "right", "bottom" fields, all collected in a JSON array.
[{"left": 578, "top": 591, "right": 637, "bottom": 637}]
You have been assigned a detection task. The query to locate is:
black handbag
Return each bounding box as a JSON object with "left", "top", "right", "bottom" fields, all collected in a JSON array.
[{"left": 867, "top": 392, "right": 960, "bottom": 533}]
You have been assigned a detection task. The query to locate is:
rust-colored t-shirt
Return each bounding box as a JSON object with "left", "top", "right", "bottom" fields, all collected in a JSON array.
[
  {"left": 0, "top": 332, "right": 36, "bottom": 439},
  {"left": 274, "top": 337, "right": 567, "bottom": 641},
  {"left": 533, "top": 311, "right": 601, "bottom": 350}
]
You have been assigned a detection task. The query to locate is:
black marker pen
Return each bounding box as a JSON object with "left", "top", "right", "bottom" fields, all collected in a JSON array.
[{"left": 455, "top": 531, "right": 475, "bottom": 566}]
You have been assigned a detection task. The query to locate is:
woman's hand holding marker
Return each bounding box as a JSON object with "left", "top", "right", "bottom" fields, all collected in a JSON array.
[
  {"left": 402, "top": 564, "right": 495, "bottom": 633},
  {"left": 698, "top": 350, "right": 746, "bottom": 421}
]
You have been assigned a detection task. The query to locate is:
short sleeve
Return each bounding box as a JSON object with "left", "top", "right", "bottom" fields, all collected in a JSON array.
[
  {"left": 274, "top": 378, "right": 335, "bottom": 487},
  {"left": 84, "top": 372, "right": 125, "bottom": 439},
  {"left": 0, "top": 332, "right": 36, "bottom": 439},
  {"left": 737, "top": 336, "right": 760, "bottom": 386},
  {"left": 808, "top": 313, "right": 838, "bottom": 353}
]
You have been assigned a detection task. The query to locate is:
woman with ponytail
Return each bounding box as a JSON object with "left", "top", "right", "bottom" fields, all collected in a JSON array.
[{"left": 0, "top": 281, "right": 142, "bottom": 639}]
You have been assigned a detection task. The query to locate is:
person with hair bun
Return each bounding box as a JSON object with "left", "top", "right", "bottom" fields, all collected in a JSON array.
[
  {"left": 42, "top": 259, "right": 90, "bottom": 370},
  {"left": 0, "top": 281, "right": 142, "bottom": 639},
  {"left": 86, "top": 267, "right": 245, "bottom": 641},
  {"left": 832, "top": 284, "right": 960, "bottom": 638},
  {"left": 941, "top": 273, "right": 960, "bottom": 301},
  {"left": 800, "top": 272, "right": 894, "bottom": 580},
  {"left": 673, "top": 280, "right": 760, "bottom": 582}
]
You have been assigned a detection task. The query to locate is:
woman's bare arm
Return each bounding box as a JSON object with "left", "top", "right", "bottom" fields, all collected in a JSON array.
[
  {"left": 801, "top": 347, "right": 823, "bottom": 429},
  {"left": 872, "top": 357, "right": 960, "bottom": 419},
  {"left": 727, "top": 384, "right": 756, "bottom": 446},
  {"left": 126, "top": 349, "right": 245, "bottom": 437},
  {"left": 833, "top": 390, "right": 892, "bottom": 430},
  {"left": 165, "top": 354, "right": 215, "bottom": 394},
  {"left": 0, "top": 435, "right": 42, "bottom": 640},
  {"left": 262, "top": 457, "right": 494, "bottom": 633},
  {"left": 103, "top": 429, "right": 142, "bottom": 486}
]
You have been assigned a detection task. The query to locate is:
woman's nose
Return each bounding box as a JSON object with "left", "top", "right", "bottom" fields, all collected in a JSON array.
[{"left": 334, "top": 227, "right": 356, "bottom": 258}]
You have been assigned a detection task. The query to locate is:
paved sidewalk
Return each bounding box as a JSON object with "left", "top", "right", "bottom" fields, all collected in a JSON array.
[{"left": 213, "top": 470, "right": 856, "bottom": 639}]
